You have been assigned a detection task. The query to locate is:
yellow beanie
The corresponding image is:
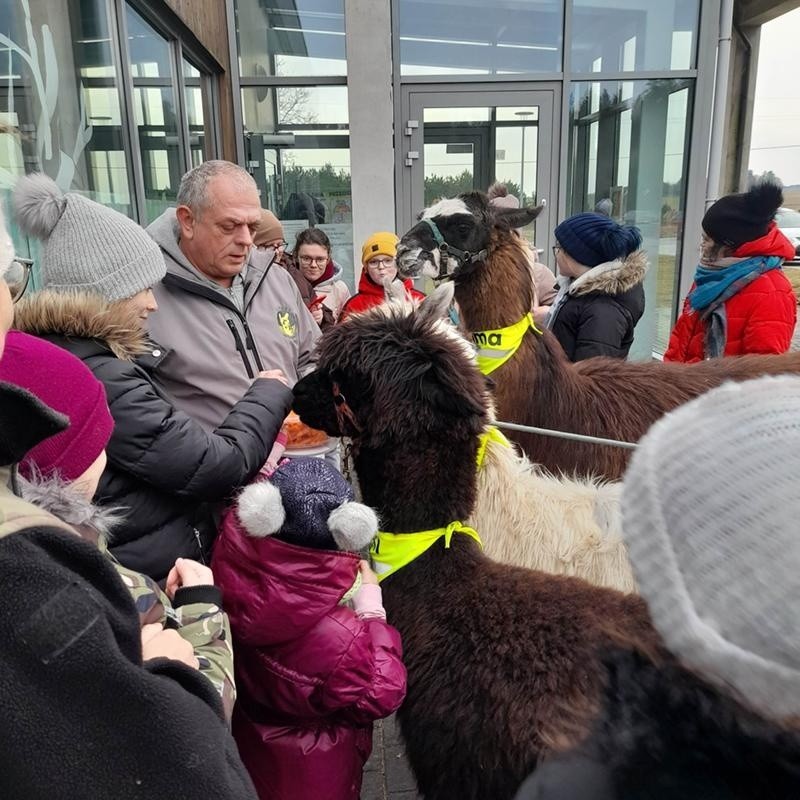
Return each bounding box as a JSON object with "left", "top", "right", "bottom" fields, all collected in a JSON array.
[{"left": 361, "top": 231, "right": 399, "bottom": 265}]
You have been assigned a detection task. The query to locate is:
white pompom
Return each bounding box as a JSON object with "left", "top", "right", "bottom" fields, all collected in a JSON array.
[
  {"left": 237, "top": 482, "right": 285, "bottom": 538},
  {"left": 13, "top": 173, "right": 66, "bottom": 239},
  {"left": 328, "top": 502, "right": 379, "bottom": 552}
]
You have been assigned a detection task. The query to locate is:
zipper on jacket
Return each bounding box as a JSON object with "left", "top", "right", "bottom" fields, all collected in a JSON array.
[
  {"left": 226, "top": 319, "right": 255, "bottom": 378},
  {"left": 242, "top": 319, "right": 265, "bottom": 371},
  {"left": 193, "top": 528, "right": 207, "bottom": 565}
]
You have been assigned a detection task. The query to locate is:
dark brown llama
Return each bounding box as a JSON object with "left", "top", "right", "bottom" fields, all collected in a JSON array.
[
  {"left": 292, "top": 290, "right": 658, "bottom": 800},
  {"left": 396, "top": 193, "right": 800, "bottom": 480}
]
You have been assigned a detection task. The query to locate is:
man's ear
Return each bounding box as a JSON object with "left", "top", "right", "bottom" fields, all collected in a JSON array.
[{"left": 175, "top": 205, "right": 195, "bottom": 239}]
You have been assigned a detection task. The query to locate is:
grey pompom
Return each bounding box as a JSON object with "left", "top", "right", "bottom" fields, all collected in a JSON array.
[
  {"left": 328, "top": 501, "right": 379, "bottom": 552},
  {"left": 237, "top": 482, "right": 285, "bottom": 538},
  {"left": 13, "top": 173, "right": 66, "bottom": 239}
]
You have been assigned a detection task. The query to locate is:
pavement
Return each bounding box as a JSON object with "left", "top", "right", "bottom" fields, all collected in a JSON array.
[{"left": 361, "top": 716, "right": 421, "bottom": 800}]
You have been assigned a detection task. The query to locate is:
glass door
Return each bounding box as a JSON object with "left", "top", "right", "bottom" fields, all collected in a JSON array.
[{"left": 400, "top": 85, "right": 559, "bottom": 258}]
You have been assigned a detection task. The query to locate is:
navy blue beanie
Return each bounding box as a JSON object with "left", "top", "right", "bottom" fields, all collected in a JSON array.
[{"left": 555, "top": 212, "right": 642, "bottom": 267}]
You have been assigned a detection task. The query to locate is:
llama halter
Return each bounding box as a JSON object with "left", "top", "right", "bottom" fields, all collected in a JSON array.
[
  {"left": 472, "top": 313, "right": 541, "bottom": 376},
  {"left": 420, "top": 217, "right": 489, "bottom": 282},
  {"left": 370, "top": 521, "right": 483, "bottom": 582}
]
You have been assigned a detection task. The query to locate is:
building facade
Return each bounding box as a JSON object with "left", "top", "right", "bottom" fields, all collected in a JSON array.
[{"left": 1, "top": 0, "right": 795, "bottom": 355}]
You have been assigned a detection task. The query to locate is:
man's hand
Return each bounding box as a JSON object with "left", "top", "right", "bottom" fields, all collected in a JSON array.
[
  {"left": 257, "top": 369, "right": 289, "bottom": 386},
  {"left": 140, "top": 623, "right": 199, "bottom": 669},
  {"left": 165, "top": 557, "right": 214, "bottom": 600}
]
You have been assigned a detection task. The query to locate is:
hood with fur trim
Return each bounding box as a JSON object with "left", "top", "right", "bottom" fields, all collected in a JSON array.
[
  {"left": 567, "top": 249, "right": 647, "bottom": 297},
  {"left": 12, "top": 290, "right": 151, "bottom": 361}
]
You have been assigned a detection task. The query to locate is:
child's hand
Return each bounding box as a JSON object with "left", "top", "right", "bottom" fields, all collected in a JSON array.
[
  {"left": 141, "top": 623, "right": 199, "bottom": 669},
  {"left": 165, "top": 558, "right": 214, "bottom": 600},
  {"left": 359, "top": 559, "right": 379, "bottom": 585}
]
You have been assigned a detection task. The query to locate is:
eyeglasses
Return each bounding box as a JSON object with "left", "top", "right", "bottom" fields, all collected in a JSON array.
[
  {"left": 6, "top": 257, "right": 33, "bottom": 303},
  {"left": 551, "top": 245, "right": 562, "bottom": 259},
  {"left": 256, "top": 240, "right": 287, "bottom": 252},
  {"left": 299, "top": 255, "right": 328, "bottom": 267},
  {"left": 367, "top": 257, "right": 396, "bottom": 270}
]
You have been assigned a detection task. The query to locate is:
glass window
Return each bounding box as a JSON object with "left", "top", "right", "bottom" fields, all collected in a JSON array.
[
  {"left": 567, "top": 79, "right": 693, "bottom": 356},
  {"left": 126, "top": 4, "right": 182, "bottom": 223},
  {"left": 183, "top": 58, "right": 213, "bottom": 167},
  {"left": 235, "top": 0, "right": 346, "bottom": 78},
  {"left": 242, "top": 85, "right": 354, "bottom": 288},
  {"left": 399, "top": 0, "right": 562, "bottom": 76},
  {"left": 571, "top": 0, "right": 699, "bottom": 73},
  {"left": 1, "top": 0, "right": 133, "bottom": 233}
]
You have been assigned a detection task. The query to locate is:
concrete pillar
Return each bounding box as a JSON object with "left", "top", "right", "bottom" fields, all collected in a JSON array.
[{"left": 344, "top": 0, "right": 395, "bottom": 275}]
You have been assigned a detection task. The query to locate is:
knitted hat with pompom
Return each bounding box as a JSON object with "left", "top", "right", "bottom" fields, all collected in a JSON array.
[
  {"left": 555, "top": 212, "right": 642, "bottom": 268},
  {"left": 621, "top": 375, "right": 800, "bottom": 721},
  {"left": 702, "top": 181, "right": 784, "bottom": 247},
  {"left": 13, "top": 173, "right": 165, "bottom": 302},
  {"left": 236, "top": 457, "right": 378, "bottom": 552}
]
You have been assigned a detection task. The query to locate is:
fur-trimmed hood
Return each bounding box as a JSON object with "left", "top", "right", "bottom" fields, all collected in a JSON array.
[
  {"left": 13, "top": 290, "right": 151, "bottom": 361},
  {"left": 17, "top": 471, "right": 124, "bottom": 545},
  {"left": 567, "top": 249, "right": 647, "bottom": 297}
]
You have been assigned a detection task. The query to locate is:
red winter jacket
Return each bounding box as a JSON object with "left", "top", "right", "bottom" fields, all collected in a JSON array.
[
  {"left": 339, "top": 270, "right": 425, "bottom": 321},
  {"left": 665, "top": 227, "right": 797, "bottom": 362},
  {"left": 212, "top": 508, "right": 406, "bottom": 800}
]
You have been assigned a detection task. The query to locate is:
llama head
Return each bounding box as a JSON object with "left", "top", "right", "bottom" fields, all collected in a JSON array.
[
  {"left": 396, "top": 191, "right": 543, "bottom": 282},
  {"left": 293, "top": 285, "right": 490, "bottom": 450}
]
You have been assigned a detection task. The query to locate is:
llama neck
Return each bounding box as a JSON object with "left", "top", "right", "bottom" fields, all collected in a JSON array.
[
  {"left": 455, "top": 233, "right": 534, "bottom": 331},
  {"left": 354, "top": 438, "right": 478, "bottom": 532}
]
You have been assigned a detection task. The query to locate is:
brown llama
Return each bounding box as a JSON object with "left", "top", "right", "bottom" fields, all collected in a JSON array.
[
  {"left": 396, "top": 193, "right": 800, "bottom": 480},
  {"left": 292, "top": 289, "right": 657, "bottom": 800}
]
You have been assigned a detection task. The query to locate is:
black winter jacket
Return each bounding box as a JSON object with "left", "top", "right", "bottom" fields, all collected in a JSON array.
[
  {"left": 547, "top": 250, "right": 647, "bottom": 362},
  {"left": 0, "top": 381, "right": 258, "bottom": 800},
  {"left": 514, "top": 649, "right": 800, "bottom": 800},
  {"left": 14, "top": 292, "right": 293, "bottom": 581}
]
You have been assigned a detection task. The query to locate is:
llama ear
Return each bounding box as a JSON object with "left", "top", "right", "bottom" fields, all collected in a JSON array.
[
  {"left": 417, "top": 282, "right": 455, "bottom": 324},
  {"left": 493, "top": 203, "right": 545, "bottom": 229},
  {"left": 383, "top": 277, "right": 407, "bottom": 305}
]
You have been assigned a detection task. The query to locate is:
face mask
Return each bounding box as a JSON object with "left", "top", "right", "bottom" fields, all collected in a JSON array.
[{"left": 249, "top": 247, "right": 273, "bottom": 270}]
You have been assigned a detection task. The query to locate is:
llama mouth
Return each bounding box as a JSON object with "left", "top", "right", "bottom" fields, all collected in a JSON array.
[{"left": 396, "top": 244, "right": 427, "bottom": 278}]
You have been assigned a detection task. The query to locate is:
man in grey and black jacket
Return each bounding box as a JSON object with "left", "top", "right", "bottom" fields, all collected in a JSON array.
[{"left": 147, "top": 160, "right": 321, "bottom": 431}]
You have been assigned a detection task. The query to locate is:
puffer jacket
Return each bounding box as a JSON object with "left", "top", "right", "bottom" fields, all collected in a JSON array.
[
  {"left": 13, "top": 292, "right": 293, "bottom": 581},
  {"left": 514, "top": 648, "right": 800, "bottom": 800},
  {"left": 212, "top": 504, "right": 407, "bottom": 800},
  {"left": 665, "top": 270, "right": 796, "bottom": 362},
  {"left": 547, "top": 250, "right": 647, "bottom": 361},
  {"left": 339, "top": 270, "right": 425, "bottom": 321}
]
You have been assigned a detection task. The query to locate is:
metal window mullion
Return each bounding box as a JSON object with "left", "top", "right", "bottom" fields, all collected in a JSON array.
[
  {"left": 225, "top": 0, "right": 246, "bottom": 165},
  {"left": 171, "top": 39, "right": 190, "bottom": 173},
  {"left": 111, "top": 0, "right": 147, "bottom": 223},
  {"left": 238, "top": 75, "right": 347, "bottom": 87}
]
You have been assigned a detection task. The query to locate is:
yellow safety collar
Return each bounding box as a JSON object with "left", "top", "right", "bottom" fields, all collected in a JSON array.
[
  {"left": 473, "top": 313, "right": 541, "bottom": 376},
  {"left": 370, "top": 521, "right": 482, "bottom": 583},
  {"left": 476, "top": 425, "right": 513, "bottom": 468}
]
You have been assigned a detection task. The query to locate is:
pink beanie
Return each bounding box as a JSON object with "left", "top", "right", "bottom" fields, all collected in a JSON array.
[{"left": 0, "top": 331, "right": 114, "bottom": 481}]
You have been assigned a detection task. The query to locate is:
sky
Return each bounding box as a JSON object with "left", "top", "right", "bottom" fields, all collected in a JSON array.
[{"left": 748, "top": 6, "right": 800, "bottom": 185}]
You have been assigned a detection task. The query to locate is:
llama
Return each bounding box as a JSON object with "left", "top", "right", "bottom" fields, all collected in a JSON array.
[
  {"left": 292, "top": 288, "right": 657, "bottom": 800},
  {"left": 396, "top": 192, "right": 800, "bottom": 480}
]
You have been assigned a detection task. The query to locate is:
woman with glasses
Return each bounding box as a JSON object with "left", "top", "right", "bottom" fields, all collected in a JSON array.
[
  {"left": 545, "top": 213, "right": 646, "bottom": 362},
  {"left": 339, "top": 232, "right": 425, "bottom": 322},
  {"left": 292, "top": 227, "right": 351, "bottom": 330}
]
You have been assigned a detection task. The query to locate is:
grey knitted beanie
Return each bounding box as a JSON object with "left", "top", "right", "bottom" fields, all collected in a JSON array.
[
  {"left": 621, "top": 375, "right": 800, "bottom": 721},
  {"left": 12, "top": 173, "right": 166, "bottom": 301}
]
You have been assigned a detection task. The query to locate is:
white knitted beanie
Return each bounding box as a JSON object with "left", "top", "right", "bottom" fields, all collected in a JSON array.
[
  {"left": 621, "top": 375, "right": 800, "bottom": 720},
  {"left": 12, "top": 173, "right": 166, "bottom": 302}
]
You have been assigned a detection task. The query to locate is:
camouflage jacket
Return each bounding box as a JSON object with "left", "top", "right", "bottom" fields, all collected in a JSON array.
[{"left": 14, "top": 472, "right": 236, "bottom": 721}]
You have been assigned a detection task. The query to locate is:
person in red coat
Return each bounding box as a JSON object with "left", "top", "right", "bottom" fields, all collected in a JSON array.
[
  {"left": 665, "top": 182, "right": 797, "bottom": 362},
  {"left": 212, "top": 457, "right": 407, "bottom": 800},
  {"left": 339, "top": 231, "right": 424, "bottom": 321}
]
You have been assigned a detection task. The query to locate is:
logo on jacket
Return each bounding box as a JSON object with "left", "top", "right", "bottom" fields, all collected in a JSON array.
[{"left": 277, "top": 308, "right": 298, "bottom": 338}]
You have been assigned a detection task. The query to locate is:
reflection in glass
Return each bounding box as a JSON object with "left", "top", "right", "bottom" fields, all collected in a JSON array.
[
  {"left": 571, "top": 0, "right": 699, "bottom": 73},
  {"left": 241, "top": 85, "right": 354, "bottom": 287},
  {"left": 0, "top": 0, "right": 133, "bottom": 225},
  {"left": 126, "top": 4, "right": 181, "bottom": 223},
  {"left": 567, "top": 79, "right": 692, "bottom": 356},
  {"left": 183, "top": 58, "right": 209, "bottom": 167},
  {"left": 235, "top": 0, "right": 347, "bottom": 78},
  {"left": 399, "top": 0, "right": 562, "bottom": 75}
]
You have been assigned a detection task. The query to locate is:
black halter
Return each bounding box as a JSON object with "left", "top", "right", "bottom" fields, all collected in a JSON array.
[{"left": 420, "top": 217, "right": 488, "bottom": 282}]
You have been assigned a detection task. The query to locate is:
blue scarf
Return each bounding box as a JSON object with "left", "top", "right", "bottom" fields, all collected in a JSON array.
[{"left": 689, "top": 256, "right": 782, "bottom": 312}]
